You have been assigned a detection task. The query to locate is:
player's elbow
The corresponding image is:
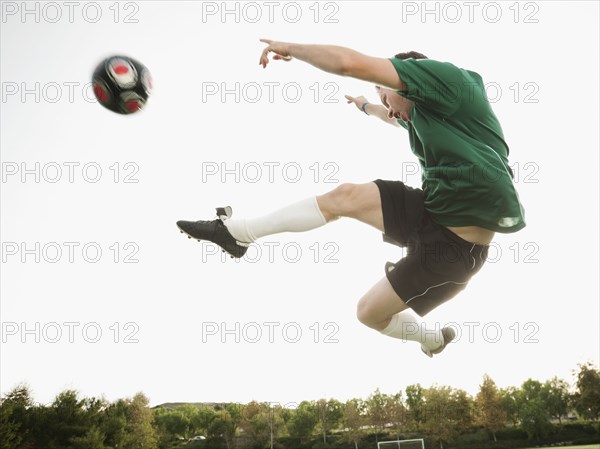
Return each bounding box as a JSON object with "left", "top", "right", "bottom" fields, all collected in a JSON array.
[
  {"left": 341, "top": 52, "right": 369, "bottom": 78},
  {"left": 338, "top": 54, "right": 355, "bottom": 77}
]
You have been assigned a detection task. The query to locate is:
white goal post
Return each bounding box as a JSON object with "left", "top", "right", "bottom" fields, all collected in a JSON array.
[{"left": 377, "top": 438, "right": 425, "bottom": 449}]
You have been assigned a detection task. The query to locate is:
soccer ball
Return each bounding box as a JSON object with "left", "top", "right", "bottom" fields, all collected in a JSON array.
[{"left": 92, "top": 55, "right": 152, "bottom": 114}]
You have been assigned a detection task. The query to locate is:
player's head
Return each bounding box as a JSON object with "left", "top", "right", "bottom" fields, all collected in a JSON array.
[
  {"left": 375, "top": 84, "right": 412, "bottom": 121},
  {"left": 375, "top": 51, "right": 428, "bottom": 121}
]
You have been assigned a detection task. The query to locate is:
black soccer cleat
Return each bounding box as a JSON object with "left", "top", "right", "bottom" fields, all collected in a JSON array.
[
  {"left": 177, "top": 207, "right": 250, "bottom": 259},
  {"left": 421, "top": 326, "right": 457, "bottom": 358}
]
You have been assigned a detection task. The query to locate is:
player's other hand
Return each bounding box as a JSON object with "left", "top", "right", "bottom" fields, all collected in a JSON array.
[
  {"left": 345, "top": 95, "right": 369, "bottom": 111},
  {"left": 259, "top": 39, "right": 293, "bottom": 68}
]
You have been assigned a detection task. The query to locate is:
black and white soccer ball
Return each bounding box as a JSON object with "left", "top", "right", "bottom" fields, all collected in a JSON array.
[{"left": 92, "top": 55, "right": 152, "bottom": 114}]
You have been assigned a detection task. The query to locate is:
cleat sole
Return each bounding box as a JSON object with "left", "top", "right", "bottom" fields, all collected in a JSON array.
[{"left": 176, "top": 222, "right": 248, "bottom": 259}]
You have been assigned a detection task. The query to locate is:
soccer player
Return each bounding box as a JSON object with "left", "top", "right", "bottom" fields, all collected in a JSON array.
[{"left": 177, "top": 40, "right": 526, "bottom": 357}]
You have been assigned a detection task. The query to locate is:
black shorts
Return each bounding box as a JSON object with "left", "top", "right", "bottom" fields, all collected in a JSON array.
[{"left": 374, "top": 179, "right": 489, "bottom": 317}]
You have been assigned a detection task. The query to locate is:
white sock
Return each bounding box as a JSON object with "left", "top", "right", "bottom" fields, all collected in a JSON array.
[
  {"left": 380, "top": 311, "right": 444, "bottom": 352},
  {"left": 223, "top": 197, "right": 327, "bottom": 243}
]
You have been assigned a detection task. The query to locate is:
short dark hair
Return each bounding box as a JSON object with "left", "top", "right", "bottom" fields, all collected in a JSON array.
[{"left": 394, "top": 51, "right": 428, "bottom": 60}]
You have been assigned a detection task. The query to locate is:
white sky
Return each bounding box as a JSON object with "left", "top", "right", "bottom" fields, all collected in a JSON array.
[{"left": 1, "top": 1, "right": 598, "bottom": 407}]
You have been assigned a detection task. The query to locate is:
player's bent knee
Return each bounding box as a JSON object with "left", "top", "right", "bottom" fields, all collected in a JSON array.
[
  {"left": 356, "top": 300, "right": 380, "bottom": 330},
  {"left": 321, "top": 183, "right": 359, "bottom": 217}
]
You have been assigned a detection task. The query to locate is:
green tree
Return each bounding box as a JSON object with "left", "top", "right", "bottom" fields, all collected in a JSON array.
[
  {"left": 0, "top": 384, "right": 33, "bottom": 449},
  {"left": 239, "top": 401, "right": 285, "bottom": 449},
  {"left": 451, "top": 388, "right": 474, "bottom": 435},
  {"left": 475, "top": 374, "right": 507, "bottom": 442},
  {"left": 223, "top": 403, "right": 243, "bottom": 447},
  {"left": 541, "top": 377, "right": 571, "bottom": 423},
  {"left": 405, "top": 384, "right": 425, "bottom": 432},
  {"left": 70, "top": 426, "right": 106, "bottom": 449},
  {"left": 287, "top": 401, "right": 318, "bottom": 443},
  {"left": 316, "top": 398, "right": 343, "bottom": 444},
  {"left": 269, "top": 404, "right": 287, "bottom": 448},
  {"left": 121, "top": 393, "right": 158, "bottom": 449},
  {"left": 385, "top": 392, "right": 408, "bottom": 441},
  {"left": 154, "top": 407, "right": 191, "bottom": 447},
  {"left": 45, "top": 390, "right": 90, "bottom": 448},
  {"left": 191, "top": 404, "right": 217, "bottom": 437},
  {"left": 366, "top": 389, "right": 388, "bottom": 442},
  {"left": 422, "top": 386, "right": 453, "bottom": 449},
  {"left": 208, "top": 407, "right": 238, "bottom": 449},
  {"left": 101, "top": 399, "right": 128, "bottom": 448},
  {"left": 0, "top": 400, "right": 21, "bottom": 449},
  {"left": 421, "top": 386, "right": 473, "bottom": 449},
  {"left": 573, "top": 362, "right": 600, "bottom": 421},
  {"left": 341, "top": 399, "right": 366, "bottom": 449},
  {"left": 499, "top": 387, "right": 520, "bottom": 426},
  {"left": 517, "top": 379, "right": 551, "bottom": 440}
]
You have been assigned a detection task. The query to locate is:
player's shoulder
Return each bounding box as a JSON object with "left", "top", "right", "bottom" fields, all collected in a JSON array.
[
  {"left": 396, "top": 57, "right": 471, "bottom": 80},
  {"left": 430, "top": 60, "right": 486, "bottom": 88}
]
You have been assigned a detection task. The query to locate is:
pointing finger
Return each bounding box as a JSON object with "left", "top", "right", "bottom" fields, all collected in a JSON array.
[{"left": 259, "top": 47, "right": 270, "bottom": 66}]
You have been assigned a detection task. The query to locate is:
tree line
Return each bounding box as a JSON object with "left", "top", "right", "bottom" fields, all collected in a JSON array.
[{"left": 1, "top": 362, "right": 599, "bottom": 449}]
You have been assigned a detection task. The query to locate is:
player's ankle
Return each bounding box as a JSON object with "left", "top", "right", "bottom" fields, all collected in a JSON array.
[{"left": 223, "top": 219, "right": 254, "bottom": 244}]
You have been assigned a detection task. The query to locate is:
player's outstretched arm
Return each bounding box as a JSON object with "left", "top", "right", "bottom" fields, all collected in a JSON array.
[
  {"left": 259, "top": 39, "right": 406, "bottom": 91},
  {"left": 345, "top": 95, "right": 402, "bottom": 128}
]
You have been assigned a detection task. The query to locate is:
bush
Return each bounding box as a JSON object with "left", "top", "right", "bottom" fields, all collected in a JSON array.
[
  {"left": 312, "top": 443, "right": 334, "bottom": 449},
  {"left": 495, "top": 427, "right": 528, "bottom": 441},
  {"left": 558, "top": 421, "right": 600, "bottom": 435},
  {"left": 451, "top": 428, "right": 490, "bottom": 448}
]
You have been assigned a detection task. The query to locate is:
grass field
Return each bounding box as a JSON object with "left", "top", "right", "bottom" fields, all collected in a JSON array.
[{"left": 524, "top": 446, "right": 599, "bottom": 449}]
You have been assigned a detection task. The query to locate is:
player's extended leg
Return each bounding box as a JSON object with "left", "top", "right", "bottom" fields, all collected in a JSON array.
[
  {"left": 176, "top": 181, "right": 456, "bottom": 356},
  {"left": 316, "top": 181, "right": 384, "bottom": 232},
  {"left": 356, "top": 276, "right": 457, "bottom": 357},
  {"left": 176, "top": 182, "right": 384, "bottom": 257}
]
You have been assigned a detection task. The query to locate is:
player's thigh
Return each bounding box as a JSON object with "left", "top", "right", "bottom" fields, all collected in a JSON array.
[
  {"left": 316, "top": 182, "right": 383, "bottom": 231},
  {"left": 356, "top": 276, "right": 409, "bottom": 329}
]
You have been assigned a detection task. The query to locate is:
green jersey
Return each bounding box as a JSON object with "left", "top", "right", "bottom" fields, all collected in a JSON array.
[{"left": 389, "top": 57, "right": 526, "bottom": 233}]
